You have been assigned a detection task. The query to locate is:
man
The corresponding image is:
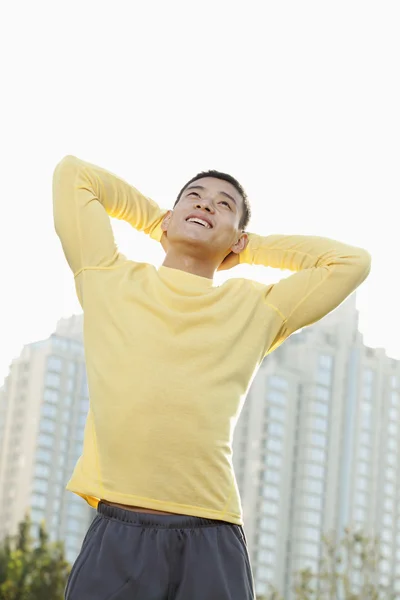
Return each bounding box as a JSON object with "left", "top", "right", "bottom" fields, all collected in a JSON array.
[{"left": 53, "top": 155, "right": 371, "bottom": 600}]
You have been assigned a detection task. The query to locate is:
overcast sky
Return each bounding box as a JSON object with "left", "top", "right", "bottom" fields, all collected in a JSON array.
[{"left": 1, "top": 1, "right": 399, "bottom": 381}]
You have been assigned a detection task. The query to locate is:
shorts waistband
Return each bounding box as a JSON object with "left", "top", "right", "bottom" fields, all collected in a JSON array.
[{"left": 98, "top": 502, "right": 232, "bottom": 529}]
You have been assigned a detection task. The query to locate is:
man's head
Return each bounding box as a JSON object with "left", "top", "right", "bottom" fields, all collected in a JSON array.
[{"left": 161, "top": 170, "right": 251, "bottom": 267}]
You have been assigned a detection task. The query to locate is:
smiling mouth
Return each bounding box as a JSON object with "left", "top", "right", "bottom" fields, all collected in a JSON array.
[{"left": 186, "top": 217, "right": 212, "bottom": 229}]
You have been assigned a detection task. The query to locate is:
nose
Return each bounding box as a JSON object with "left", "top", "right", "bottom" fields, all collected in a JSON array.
[{"left": 194, "top": 198, "right": 215, "bottom": 213}]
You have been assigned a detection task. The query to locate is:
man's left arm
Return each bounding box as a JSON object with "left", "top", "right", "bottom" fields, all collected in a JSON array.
[{"left": 240, "top": 233, "right": 371, "bottom": 340}]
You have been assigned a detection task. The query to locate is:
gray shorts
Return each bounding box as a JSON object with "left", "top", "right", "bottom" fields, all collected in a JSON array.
[{"left": 65, "top": 501, "right": 255, "bottom": 599}]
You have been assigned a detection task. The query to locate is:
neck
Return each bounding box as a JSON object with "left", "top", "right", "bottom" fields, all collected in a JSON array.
[{"left": 162, "top": 249, "right": 216, "bottom": 280}]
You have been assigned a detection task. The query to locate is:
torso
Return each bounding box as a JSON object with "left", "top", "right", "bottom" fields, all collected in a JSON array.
[{"left": 102, "top": 500, "right": 180, "bottom": 515}]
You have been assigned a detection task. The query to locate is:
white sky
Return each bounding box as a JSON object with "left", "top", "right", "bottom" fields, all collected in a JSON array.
[{"left": 0, "top": 2, "right": 399, "bottom": 382}]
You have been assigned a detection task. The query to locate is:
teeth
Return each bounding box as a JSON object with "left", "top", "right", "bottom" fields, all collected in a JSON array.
[{"left": 187, "top": 217, "right": 211, "bottom": 229}]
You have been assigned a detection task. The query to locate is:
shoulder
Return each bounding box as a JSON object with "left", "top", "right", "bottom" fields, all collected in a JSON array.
[{"left": 219, "top": 276, "right": 271, "bottom": 295}]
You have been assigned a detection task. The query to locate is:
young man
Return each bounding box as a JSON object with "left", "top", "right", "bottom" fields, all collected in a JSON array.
[{"left": 53, "top": 155, "right": 371, "bottom": 600}]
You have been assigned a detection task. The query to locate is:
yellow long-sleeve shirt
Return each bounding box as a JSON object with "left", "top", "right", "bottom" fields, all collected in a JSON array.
[{"left": 53, "top": 155, "right": 371, "bottom": 524}]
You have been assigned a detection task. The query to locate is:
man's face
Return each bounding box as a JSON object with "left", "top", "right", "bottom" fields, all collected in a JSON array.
[{"left": 162, "top": 177, "right": 246, "bottom": 261}]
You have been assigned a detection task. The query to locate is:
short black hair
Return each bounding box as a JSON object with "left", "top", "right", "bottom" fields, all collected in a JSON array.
[{"left": 174, "top": 170, "right": 251, "bottom": 230}]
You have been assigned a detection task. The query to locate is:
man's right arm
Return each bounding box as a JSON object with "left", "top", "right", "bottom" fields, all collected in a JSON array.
[{"left": 53, "top": 155, "right": 166, "bottom": 276}]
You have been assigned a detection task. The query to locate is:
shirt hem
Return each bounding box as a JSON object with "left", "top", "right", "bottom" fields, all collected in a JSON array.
[{"left": 65, "top": 484, "right": 243, "bottom": 525}]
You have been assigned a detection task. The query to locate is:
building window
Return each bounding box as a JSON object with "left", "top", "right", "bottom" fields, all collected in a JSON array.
[
  {"left": 363, "top": 385, "right": 373, "bottom": 402},
  {"left": 358, "top": 446, "right": 370, "bottom": 461},
  {"left": 309, "top": 448, "right": 325, "bottom": 463},
  {"left": 33, "top": 479, "right": 49, "bottom": 494},
  {"left": 305, "top": 464, "right": 325, "bottom": 479},
  {"left": 302, "top": 543, "right": 320, "bottom": 559},
  {"left": 66, "top": 547, "right": 78, "bottom": 565},
  {"left": 319, "top": 355, "right": 333, "bottom": 370},
  {"left": 38, "top": 433, "right": 53, "bottom": 448},
  {"left": 391, "top": 391, "right": 399, "bottom": 406},
  {"left": 269, "top": 376, "right": 289, "bottom": 391},
  {"left": 313, "top": 402, "right": 329, "bottom": 417},
  {"left": 40, "top": 419, "right": 56, "bottom": 434},
  {"left": 305, "top": 478, "right": 324, "bottom": 495},
  {"left": 311, "top": 432, "right": 327, "bottom": 447},
  {"left": 385, "top": 467, "right": 396, "bottom": 481},
  {"left": 363, "top": 369, "right": 375, "bottom": 385},
  {"left": 31, "top": 494, "right": 46, "bottom": 509},
  {"left": 390, "top": 375, "right": 399, "bottom": 389},
  {"left": 305, "top": 527, "right": 321, "bottom": 542},
  {"left": 47, "top": 356, "right": 63, "bottom": 373},
  {"left": 80, "top": 397, "right": 89, "bottom": 414},
  {"left": 36, "top": 448, "right": 52, "bottom": 463},
  {"left": 381, "top": 543, "right": 392, "bottom": 559},
  {"left": 316, "top": 370, "right": 331, "bottom": 386},
  {"left": 358, "top": 461, "right": 369, "bottom": 476},
  {"left": 45, "top": 373, "right": 61, "bottom": 389},
  {"left": 52, "top": 337, "right": 69, "bottom": 351},
  {"left": 66, "top": 518, "right": 82, "bottom": 534},
  {"left": 259, "top": 533, "right": 275, "bottom": 549},
  {"left": 267, "top": 438, "right": 283, "bottom": 453},
  {"left": 81, "top": 375, "right": 89, "bottom": 397},
  {"left": 355, "top": 492, "right": 367, "bottom": 507},
  {"left": 389, "top": 407, "right": 398, "bottom": 421},
  {"left": 354, "top": 507, "right": 366, "bottom": 523},
  {"left": 257, "top": 563, "right": 274, "bottom": 578},
  {"left": 311, "top": 417, "right": 328, "bottom": 432},
  {"left": 357, "top": 477, "right": 368, "bottom": 492},
  {"left": 43, "top": 389, "right": 59, "bottom": 404},
  {"left": 42, "top": 403, "right": 57, "bottom": 418},
  {"left": 259, "top": 516, "right": 277, "bottom": 532},
  {"left": 388, "top": 423, "right": 398, "bottom": 436},
  {"left": 268, "top": 406, "right": 285, "bottom": 421},
  {"left": 78, "top": 414, "right": 87, "bottom": 429},
  {"left": 263, "top": 485, "right": 279, "bottom": 501},
  {"left": 76, "top": 427, "right": 85, "bottom": 444},
  {"left": 360, "top": 431, "right": 371, "bottom": 446},
  {"left": 265, "top": 454, "right": 282, "bottom": 469},
  {"left": 383, "top": 513, "right": 393, "bottom": 527},
  {"left": 316, "top": 386, "right": 330, "bottom": 401},
  {"left": 303, "top": 511, "right": 322, "bottom": 527},
  {"left": 387, "top": 452, "right": 396, "bottom": 466},
  {"left": 261, "top": 500, "right": 278, "bottom": 516},
  {"left": 382, "top": 529, "right": 393, "bottom": 543},
  {"left": 34, "top": 464, "right": 50, "bottom": 478},
  {"left": 384, "top": 498, "right": 394, "bottom": 511},
  {"left": 385, "top": 482, "right": 395, "bottom": 496},
  {"left": 30, "top": 508, "right": 45, "bottom": 523},
  {"left": 361, "top": 405, "right": 372, "bottom": 429},
  {"left": 268, "top": 390, "right": 286, "bottom": 405},
  {"left": 68, "top": 362, "right": 77, "bottom": 376},
  {"left": 263, "top": 469, "right": 280, "bottom": 485}
]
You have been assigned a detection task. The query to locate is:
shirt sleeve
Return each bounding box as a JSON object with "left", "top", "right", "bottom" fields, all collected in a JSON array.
[
  {"left": 239, "top": 233, "right": 371, "bottom": 352},
  {"left": 53, "top": 155, "right": 166, "bottom": 276}
]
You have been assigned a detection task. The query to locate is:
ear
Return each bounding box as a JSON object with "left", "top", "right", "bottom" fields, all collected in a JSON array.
[
  {"left": 161, "top": 210, "right": 173, "bottom": 233},
  {"left": 230, "top": 232, "right": 249, "bottom": 255}
]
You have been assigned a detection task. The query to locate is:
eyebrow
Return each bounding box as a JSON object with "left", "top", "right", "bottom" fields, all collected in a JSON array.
[{"left": 186, "top": 185, "right": 237, "bottom": 206}]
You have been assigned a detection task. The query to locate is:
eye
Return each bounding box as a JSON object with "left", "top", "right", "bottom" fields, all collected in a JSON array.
[
  {"left": 220, "top": 200, "right": 231, "bottom": 209},
  {"left": 188, "top": 191, "right": 200, "bottom": 198}
]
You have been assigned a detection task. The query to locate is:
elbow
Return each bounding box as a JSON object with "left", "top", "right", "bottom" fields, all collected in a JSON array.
[
  {"left": 353, "top": 247, "right": 372, "bottom": 283},
  {"left": 52, "top": 155, "right": 80, "bottom": 235},
  {"left": 358, "top": 247, "right": 372, "bottom": 270},
  {"left": 53, "top": 155, "right": 82, "bottom": 192},
  {"left": 53, "top": 155, "right": 78, "bottom": 177}
]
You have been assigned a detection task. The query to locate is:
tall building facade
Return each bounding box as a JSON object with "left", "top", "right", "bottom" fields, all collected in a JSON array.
[
  {"left": 233, "top": 295, "right": 400, "bottom": 598},
  {"left": 0, "top": 315, "right": 93, "bottom": 564}
]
